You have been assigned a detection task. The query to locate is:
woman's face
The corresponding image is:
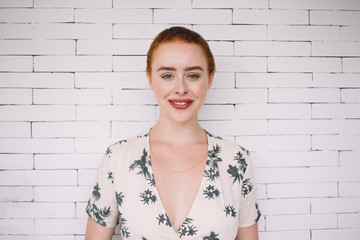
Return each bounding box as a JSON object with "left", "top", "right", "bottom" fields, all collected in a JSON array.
[{"left": 147, "top": 41, "right": 214, "bottom": 124}]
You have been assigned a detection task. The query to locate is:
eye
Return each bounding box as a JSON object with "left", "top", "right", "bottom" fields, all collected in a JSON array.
[
  {"left": 187, "top": 73, "right": 200, "bottom": 79},
  {"left": 161, "top": 73, "right": 174, "bottom": 79}
]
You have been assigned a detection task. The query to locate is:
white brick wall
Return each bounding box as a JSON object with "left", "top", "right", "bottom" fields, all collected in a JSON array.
[{"left": 0, "top": 0, "right": 359, "bottom": 239}]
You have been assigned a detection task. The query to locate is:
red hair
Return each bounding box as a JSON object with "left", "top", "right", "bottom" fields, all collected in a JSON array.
[{"left": 146, "top": 26, "right": 215, "bottom": 75}]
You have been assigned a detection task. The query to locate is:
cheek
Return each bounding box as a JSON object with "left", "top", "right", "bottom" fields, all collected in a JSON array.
[{"left": 190, "top": 81, "right": 208, "bottom": 96}]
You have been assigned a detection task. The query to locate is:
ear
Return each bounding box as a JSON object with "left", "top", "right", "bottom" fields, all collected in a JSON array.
[
  {"left": 207, "top": 72, "right": 214, "bottom": 89},
  {"left": 147, "top": 71, "right": 153, "bottom": 89}
]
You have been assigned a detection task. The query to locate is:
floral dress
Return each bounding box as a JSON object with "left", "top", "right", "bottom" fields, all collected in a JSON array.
[{"left": 86, "top": 129, "right": 261, "bottom": 240}]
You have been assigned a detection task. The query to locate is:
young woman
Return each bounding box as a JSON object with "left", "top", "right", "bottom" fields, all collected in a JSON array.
[{"left": 85, "top": 26, "right": 260, "bottom": 240}]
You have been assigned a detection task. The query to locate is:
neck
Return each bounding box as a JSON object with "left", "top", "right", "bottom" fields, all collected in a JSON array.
[{"left": 150, "top": 117, "right": 205, "bottom": 145}]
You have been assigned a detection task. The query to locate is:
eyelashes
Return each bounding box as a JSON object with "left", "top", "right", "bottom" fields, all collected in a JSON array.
[{"left": 161, "top": 73, "right": 200, "bottom": 80}]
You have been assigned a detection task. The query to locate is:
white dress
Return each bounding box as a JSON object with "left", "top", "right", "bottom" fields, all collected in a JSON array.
[{"left": 86, "top": 129, "right": 260, "bottom": 240}]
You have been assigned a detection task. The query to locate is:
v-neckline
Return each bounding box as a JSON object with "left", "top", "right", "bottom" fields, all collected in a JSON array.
[{"left": 146, "top": 128, "right": 211, "bottom": 236}]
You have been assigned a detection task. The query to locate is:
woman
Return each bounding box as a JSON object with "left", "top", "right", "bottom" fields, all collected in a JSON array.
[{"left": 85, "top": 26, "right": 260, "bottom": 239}]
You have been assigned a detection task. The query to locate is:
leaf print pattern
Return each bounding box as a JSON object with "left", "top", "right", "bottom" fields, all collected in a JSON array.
[
  {"left": 227, "top": 165, "right": 241, "bottom": 183},
  {"left": 119, "top": 212, "right": 130, "bottom": 238},
  {"left": 86, "top": 200, "right": 112, "bottom": 227},
  {"left": 157, "top": 213, "right": 172, "bottom": 227},
  {"left": 203, "top": 231, "right": 220, "bottom": 240},
  {"left": 241, "top": 178, "right": 254, "bottom": 197},
  {"left": 107, "top": 171, "right": 114, "bottom": 183},
  {"left": 204, "top": 144, "right": 222, "bottom": 181},
  {"left": 203, "top": 185, "right": 221, "bottom": 199},
  {"left": 205, "top": 130, "right": 223, "bottom": 140},
  {"left": 129, "top": 148, "right": 155, "bottom": 186},
  {"left": 92, "top": 183, "right": 101, "bottom": 201},
  {"left": 256, "top": 203, "right": 261, "bottom": 222},
  {"left": 140, "top": 189, "right": 157, "bottom": 205},
  {"left": 105, "top": 147, "right": 112, "bottom": 158},
  {"left": 227, "top": 150, "right": 248, "bottom": 184},
  {"left": 178, "top": 218, "right": 198, "bottom": 238},
  {"left": 224, "top": 205, "right": 237, "bottom": 217},
  {"left": 115, "top": 191, "right": 124, "bottom": 207}
]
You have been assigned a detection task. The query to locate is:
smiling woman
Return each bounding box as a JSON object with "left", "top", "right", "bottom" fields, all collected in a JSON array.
[{"left": 84, "top": 26, "right": 260, "bottom": 240}]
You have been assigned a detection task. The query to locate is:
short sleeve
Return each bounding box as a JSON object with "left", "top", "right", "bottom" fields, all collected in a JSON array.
[
  {"left": 86, "top": 147, "right": 119, "bottom": 227},
  {"left": 238, "top": 152, "right": 261, "bottom": 228}
]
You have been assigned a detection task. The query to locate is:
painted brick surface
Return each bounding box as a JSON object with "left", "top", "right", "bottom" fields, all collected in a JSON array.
[{"left": 0, "top": 1, "right": 359, "bottom": 239}]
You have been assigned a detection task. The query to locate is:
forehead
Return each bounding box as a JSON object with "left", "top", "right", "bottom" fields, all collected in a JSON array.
[{"left": 151, "top": 41, "right": 208, "bottom": 68}]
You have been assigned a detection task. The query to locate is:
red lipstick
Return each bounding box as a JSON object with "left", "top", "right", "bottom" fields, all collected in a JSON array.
[{"left": 168, "top": 99, "right": 194, "bottom": 109}]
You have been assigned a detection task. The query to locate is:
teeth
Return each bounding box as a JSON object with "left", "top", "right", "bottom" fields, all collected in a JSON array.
[{"left": 173, "top": 102, "right": 187, "bottom": 105}]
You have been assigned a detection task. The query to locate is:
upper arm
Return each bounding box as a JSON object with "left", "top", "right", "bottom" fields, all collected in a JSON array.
[
  {"left": 236, "top": 222, "right": 259, "bottom": 240},
  {"left": 85, "top": 216, "right": 115, "bottom": 240}
]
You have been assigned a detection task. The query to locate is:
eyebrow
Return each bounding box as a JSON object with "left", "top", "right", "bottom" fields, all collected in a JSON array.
[{"left": 157, "top": 66, "right": 204, "bottom": 72}]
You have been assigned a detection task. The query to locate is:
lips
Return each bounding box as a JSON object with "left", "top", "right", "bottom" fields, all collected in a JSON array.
[{"left": 168, "top": 99, "right": 194, "bottom": 109}]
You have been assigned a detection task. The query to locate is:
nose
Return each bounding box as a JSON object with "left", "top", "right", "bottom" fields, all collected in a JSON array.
[{"left": 175, "top": 78, "right": 188, "bottom": 95}]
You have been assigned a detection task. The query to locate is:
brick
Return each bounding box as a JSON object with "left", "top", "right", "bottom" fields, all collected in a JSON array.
[
  {"left": 193, "top": 0, "right": 268, "bottom": 8},
  {"left": 200, "top": 120, "right": 267, "bottom": 136},
  {"left": 270, "top": 0, "right": 360, "bottom": 10},
  {"left": 0, "top": 89, "right": 32, "bottom": 104},
  {"left": 113, "top": 24, "right": 189, "bottom": 39},
  {"left": 78, "top": 169, "right": 97, "bottom": 186},
  {"left": 312, "top": 229, "right": 360, "bottom": 240},
  {"left": 312, "top": 135, "right": 360, "bottom": 150},
  {"left": 0, "top": 73, "right": 74, "bottom": 89},
  {"left": 34, "top": 153, "right": 101, "bottom": 169},
  {"left": 0, "top": 105, "right": 75, "bottom": 121},
  {"left": 252, "top": 151, "right": 338, "bottom": 167},
  {"left": 312, "top": 104, "right": 360, "bottom": 119},
  {"left": 342, "top": 89, "right": 360, "bottom": 103},
  {"left": 270, "top": 88, "right": 340, "bottom": 103},
  {"left": 154, "top": 9, "right": 232, "bottom": 24},
  {"left": 75, "top": 138, "right": 119, "bottom": 154},
  {"left": 343, "top": 58, "right": 360, "bottom": 73},
  {"left": 75, "top": 9, "right": 151, "bottom": 23},
  {"left": 0, "top": 0, "right": 32, "bottom": 7},
  {"left": 33, "top": 89, "right": 111, "bottom": 105},
  {"left": 0, "top": 236, "right": 74, "bottom": 240},
  {"left": 0, "top": 138, "right": 74, "bottom": 154},
  {"left": 194, "top": 25, "right": 267, "bottom": 41},
  {"left": 259, "top": 199, "right": 310, "bottom": 215},
  {"left": 267, "top": 183, "right": 338, "bottom": 198},
  {"left": 0, "top": 203, "right": 75, "bottom": 218},
  {"left": 199, "top": 105, "right": 235, "bottom": 120},
  {"left": 76, "top": 202, "right": 88, "bottom": 218},
  {"left": 311, "top": 10, "right": 360, "bottom": 25},
  {"left": 34, "top": 24, "right": 112, "bottom": 39},
  {"left": 34, "top": 56, "right": 112, "bottom": 72},
  {"left": 113, "top": 0, "right": 191, "bottom": 8},
  {"left": 207, "top": 89, "right": 267, "bottom": 104},
  {"left": 0, "top": 219, "right": 33, "bottom": 234},
  {"left": 113, "top": 89, "right": 156, "bottom": 105},
  {"left": 32, "top": 122, "right": 110, "bottom": 138},
  {"left": 0, "top": 170, "right": 77, "bottom": 186},
  {"left": 312, "top": 42, "right": 360, "bottom": 56},
  {"left": 340, "top": 151, "right": 360, "bottom": 166},
  {"left": 236, "top": 73, "right": 312, "bottom": 88},
  {"left": 0, "top": 24, "right": 33, "bottom": 39},
  {"left": 77, "top": 39, "right": 151, "bottom": 55},
  {"left": 312, "top": 73, "right": 360, "bottom": 87},
  {"left": 269, "top": 120, "right": 339, "bottom": 134},
  {"left": 0, "top": 154, "right": 33, "bottom": 169},
  {"left": 236, "top": 104, "right": 311, "bottom": 119},
  {"left": 34, "top": 0, "right": 112, "bottom": 8},
  {"left": 76, "top": 105, "right": 155, "bottom": 121},
  {"left": 259, "top": 231, "right": 310, "bottom": 240},
  {"left": 235, "top": 41, "right": 310, "bottom": 56},
  {"left": 339, "top": 182, "right": 360, "bottom": 197},
  {"left": 312, "top": 197, "right": 360, "bottom": 213},
  {"left": 233, "top": 9, "right": 308, "bottom": 25},
  {"left": 34, "top": 186, "right": 91, "bottom": 202},
  {"left": 215, "top": 57, "right": 267, "bottom": 72},
  {"left": 112, "top": 122, "right": 156, "bottom": 139},
  {"left": 267, "top": 214, "right": 337, "bottom": 230},
  {"left": 339, "top": 213, "right": 360, "bottom": 228},
  {"left": 341, "top": 26, "right": 360, "bottom": 41},
  {"left": 236, "top": 135, "right": 311, "bottom": 152},
  {"left": 0, "top": 9, "right": 73, "bottom": 23},
  {"left": 208, "top": 41, "right": 234, "bottom": 56},
  {"left": 210, "top": 72, "right": 234, "bottom": 89},
  {"left": 0, "top": 40, "right": 75, "bottom": 55},
  {"left": 35, "top": 219, "right": 86, "bottom": 235},
  {"left": 113, "top": 56, "right": 146, "bottom": 72},
  {"left": 0, "top": 56, "right": 32, "bottom": 72},
  {"left": 75, "top": 72, "right": 148, "bottom": 89},
  {"left": 0, "top": 187, "right": 33, "bottom": 202},
  {"left": 268, "top": 25, "right": 340, "bottom": 41},
  {"left": 269, "top": 57, "right": 342, "bottom": 73}
]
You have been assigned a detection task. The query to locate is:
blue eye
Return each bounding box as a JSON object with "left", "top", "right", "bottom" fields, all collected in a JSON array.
[
  {"left": 162, "top": 74, "right": 173, "bottom": 79},
  {"left": 188, "top": 73, "right": 200, "bottom": 79}
]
